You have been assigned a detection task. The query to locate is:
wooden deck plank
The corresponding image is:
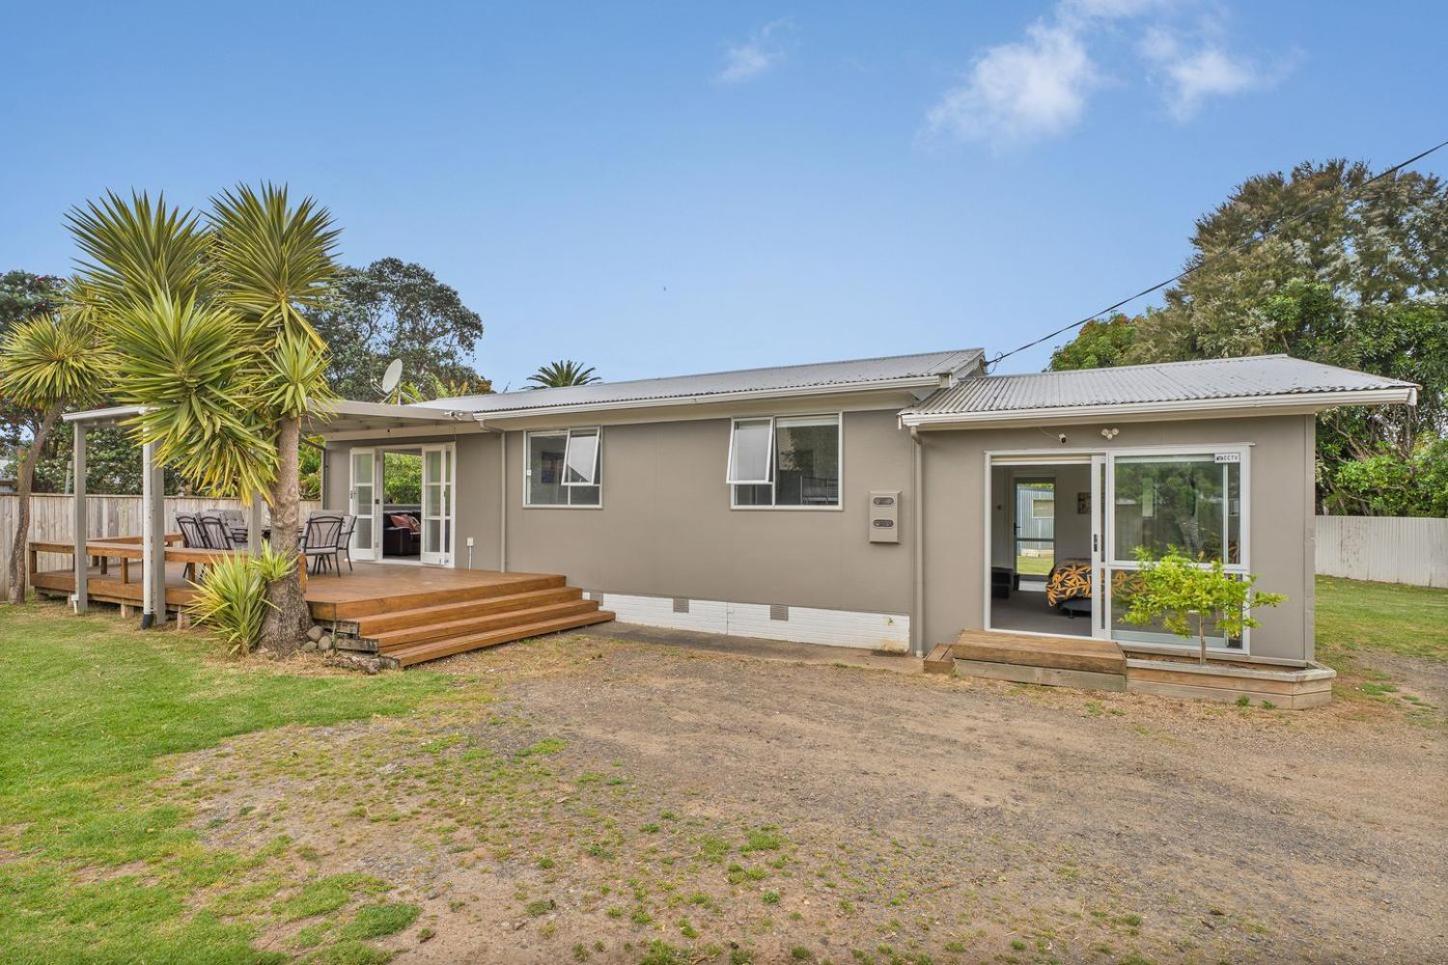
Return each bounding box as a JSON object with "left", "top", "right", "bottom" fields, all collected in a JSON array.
[{"left": 950, "top": 629, "right": 1126, "bottom": 675}]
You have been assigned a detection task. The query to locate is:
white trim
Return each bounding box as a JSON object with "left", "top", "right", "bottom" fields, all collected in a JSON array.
[
  {"left": 597, "top": 592, "right": 910, "bottom": 652},
  {"left": 523, "top": 427, "right": 604, "bottom": 509},
  {"left": 729, "top": 412, "right": 844, "bottom": 511},
  {"left": 903, "top": 386, "right": 1417, "bottom": 429}
]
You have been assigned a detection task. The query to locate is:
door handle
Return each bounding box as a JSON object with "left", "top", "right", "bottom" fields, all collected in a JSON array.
[{"left": 1093, "top": 533, "right": 1100, "bottom": 552}]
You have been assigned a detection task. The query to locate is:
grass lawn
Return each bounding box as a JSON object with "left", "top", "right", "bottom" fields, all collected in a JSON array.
[
  {"left": 1314, "top": 575, "right": 1448, "bottom": 663},
  {"left": 0, "top": 576, "right": 1442, "bottom": 963},
  {"left": 0, "top": 605, "right": 446, "bottom": 964}
]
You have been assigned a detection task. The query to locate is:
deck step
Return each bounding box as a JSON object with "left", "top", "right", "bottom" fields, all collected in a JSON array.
[
  {"left": 347, "top": 586, "right": 585, "bottom": 635},
  {"left": 923, "top": 643, "right": 955, "bottom": 675},
  {"left": 371, "top": 599, "right": 603, "bottom": 650},
  {"left": 317, "top": 573, "right": 568, "bottom": 621},
  {"left": 951, "top": 631, "right": 1126, "bottom": 676},
  {"left": 386, "top": 610, "right": 616, "bottom": 667}
]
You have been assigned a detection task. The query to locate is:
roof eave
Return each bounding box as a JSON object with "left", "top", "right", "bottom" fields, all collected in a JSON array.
[
  {"left": 899, "top": 386, "right": 1417, "bottom": 429},
  {"left": 466, "top": 375, "right": 950, "bottom": 423}
]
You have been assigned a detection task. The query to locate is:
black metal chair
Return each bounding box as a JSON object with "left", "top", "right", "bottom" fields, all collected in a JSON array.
[
  {"left": 335, "top": 514, "right": 357, "bottom": 573},
  {"left": 175, "top": 513, "right": 206, "bottom": 549},
  {"left": 198, "top": 514, "right": 235, "bottom": 551},
  {"left": 300, "top": 514, "right": 344, "bottom": 575}
]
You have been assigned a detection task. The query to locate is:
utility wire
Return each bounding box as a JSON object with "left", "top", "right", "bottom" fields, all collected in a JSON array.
[{"left": 986, "top": 136, "right": 1448, "bottom": 370}]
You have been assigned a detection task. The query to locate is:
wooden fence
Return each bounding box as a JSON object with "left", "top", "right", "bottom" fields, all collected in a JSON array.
[
  {"left": 0, "top": 494, "right": 321, "bottom": 597},
  {"left": 1316, "top": 515, "right": 1448, "bottom": 588}
]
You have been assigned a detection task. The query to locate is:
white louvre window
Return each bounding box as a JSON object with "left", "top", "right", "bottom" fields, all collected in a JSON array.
[
  {"left": 730, "top": 414, "right": 841, "bottom": 508},
  {"left": 526, "top": 428, "right": 602, "bottom": 507},
  {"left": 563, "top": 428, "right": 599, "bottom": 485},
  {"left": 726, "top": 418, "right": 774, "bottom": 485}
]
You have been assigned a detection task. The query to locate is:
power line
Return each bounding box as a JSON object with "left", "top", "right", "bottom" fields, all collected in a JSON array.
[{"left": 985, "top": 136, "right": 1448, "bottom": 370}]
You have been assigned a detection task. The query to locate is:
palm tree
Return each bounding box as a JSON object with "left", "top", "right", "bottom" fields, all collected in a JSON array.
[
  {"left": 526, "top": 360, "right": 600, "bottom": 388},
  {"left": 0, "top": 299, "right": 110, "bottom": 602},
  {"left": 68, "top": 186, "right": 339, "bottom": 649}
]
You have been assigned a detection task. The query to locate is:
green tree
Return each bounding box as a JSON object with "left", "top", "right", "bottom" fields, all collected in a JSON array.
[
  {"left": 306, "top": 258, "right": 489, "bottom": 401},
  {"left": 1120, "top": 550, "right": 1285, "bottom": 665},
  {"left": 1047, "top": 313, "right": 1138, "bottom": 370},
  {"left": 0, "top": 271, "right": 67, "bottom": 458},
  {"left": 1049, "top": 160, "right": 1447, "bottom": 513},
  {"left": 0, "top": 300, "right": 111, "bottom": 601},
  {"left": 69, "top": 186, "right": 340, "bottom": 650},
  {"left": 527, "top": 360, "right": 600, "bottom": 388}
]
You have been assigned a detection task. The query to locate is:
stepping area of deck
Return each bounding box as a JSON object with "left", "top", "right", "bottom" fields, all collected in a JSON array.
[
  {"left": 928, "top": 629, "right": 1128, "bottom": 691},
  {"left": 31, "top": 556, "right": 613, "bottom": 668}
]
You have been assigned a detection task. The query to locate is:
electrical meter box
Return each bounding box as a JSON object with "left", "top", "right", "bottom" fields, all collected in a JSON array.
[{"left": 868, "top": 490, "right": 900, "bottom": 543}]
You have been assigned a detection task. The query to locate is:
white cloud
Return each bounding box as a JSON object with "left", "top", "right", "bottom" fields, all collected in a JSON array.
[
  {"left": 1140, "top": 27, "right": 1266, "bottom": 120},
  {"left": 926, "top": 22, "right": 1096, "bottom": 145},
  {"left": 717, "top": 19, "right": 792, "bottom": 85},
  {"left": 925, "top": 1, "right": 1285, "bottom": 147}
]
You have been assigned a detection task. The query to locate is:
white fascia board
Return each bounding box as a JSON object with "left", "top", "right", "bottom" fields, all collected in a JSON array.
[
  {"left": 63, "top": 404, "right": 145, "bottom": 424},
  {"left": 463, "top": 376, "right": 948, "bottom": 424},
  {"left": 899, "top": 387, "right": 1417, "bottom": 429}
]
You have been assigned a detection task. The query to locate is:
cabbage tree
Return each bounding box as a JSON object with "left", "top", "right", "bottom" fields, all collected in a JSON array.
[
  {"left": 0, "top": 298, "right": 110, "bottom": 601},
  {"left": 68, "top": 186, "right": 339, "bottom": 649}
]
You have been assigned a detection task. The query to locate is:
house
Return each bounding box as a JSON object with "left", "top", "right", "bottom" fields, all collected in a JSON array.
[
  {"left": 311, "top": 349, "right": 1416, "bottom": 697},
  {"left": 44, "top": 348, "right": 1414, "bottom": 699}
]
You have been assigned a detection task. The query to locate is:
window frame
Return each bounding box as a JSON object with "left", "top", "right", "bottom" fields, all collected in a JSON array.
[
  {"left": 523, "top": 427, "right": 603, "bottom": 509},
  {"left": 728, "top": 412, "right": 844, "bottom": 511},
  {"left": 1105, "top": 446, "right": 1249, "bottom": 572}
]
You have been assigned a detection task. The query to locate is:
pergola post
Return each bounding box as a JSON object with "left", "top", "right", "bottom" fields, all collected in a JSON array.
[
  {"left": 141, "top": 440, "right": 166, "bottom": 628},
  {"left": 71, "top": 423, "right": 88, "bottom": 613}
]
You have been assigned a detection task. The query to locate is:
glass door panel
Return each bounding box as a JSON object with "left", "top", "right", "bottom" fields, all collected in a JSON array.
[
  {"left": 349, "top": 448, "right": 378, "bottom": 561},
  {"left": 420, "top": 444, "right": 453, "bottom": 565}
]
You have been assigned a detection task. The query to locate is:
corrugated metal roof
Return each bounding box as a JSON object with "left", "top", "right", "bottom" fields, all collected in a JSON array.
[
  {"left": 905, "top": 355, "right": 1417, "bottom": 417},
  {"left": 414, "top": 349, "right": 983, "bottom": 416}
]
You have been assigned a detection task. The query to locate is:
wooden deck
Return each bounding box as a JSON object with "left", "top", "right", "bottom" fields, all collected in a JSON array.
[
  {"left": 31, "top": 549, "right": 614, "bottom": 667},
  {"left": 938, "top": 629, "right": 1128, "bottom": 691}
]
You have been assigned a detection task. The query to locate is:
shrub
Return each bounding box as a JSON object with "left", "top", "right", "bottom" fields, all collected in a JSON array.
[
  {"left": 186, "top": 544, "right": 296, "bottom": 654},
  {"left": 1121, "top": 549, "right": 1284, "bottom": 663}
]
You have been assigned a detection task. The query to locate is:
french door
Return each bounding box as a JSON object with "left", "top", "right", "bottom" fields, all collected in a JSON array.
[
  {"left": 420, "top": 444, "right": 455, "bottom": 566},
  {"left": 349, "top": 448, "right": 380, "bottom": 561}
]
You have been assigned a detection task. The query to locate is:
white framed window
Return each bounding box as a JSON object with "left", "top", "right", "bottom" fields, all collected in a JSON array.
[
  {"left": 728, "top": 414, "right": 842, "bottom": 509},
  {"left": 526, "top": 428, "right": 602, "bottom": 507}
]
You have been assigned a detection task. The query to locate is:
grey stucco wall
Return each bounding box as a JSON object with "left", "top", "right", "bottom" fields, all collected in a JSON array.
[
  {"left": 323, "top": 410, "right": 1317, "bottom": 665},
  {"left": 500, "top": 409, "right": 916, "bottom": 615},
  {"left": 918, "top": 414, "right": 1316, "bottom": 663}
]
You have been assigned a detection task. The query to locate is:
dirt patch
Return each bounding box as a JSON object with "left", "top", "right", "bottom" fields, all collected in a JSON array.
[{"left": 157, "top": 635, "right": 1447, "bottom": 963}]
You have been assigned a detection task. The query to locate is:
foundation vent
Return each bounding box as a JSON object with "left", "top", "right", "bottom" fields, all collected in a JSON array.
[
  {"left": 672, "top": 597, "right": 690, "bottom": 614},
  {"left": 769, "top": 604, "right": 790, "bottom": 622}
]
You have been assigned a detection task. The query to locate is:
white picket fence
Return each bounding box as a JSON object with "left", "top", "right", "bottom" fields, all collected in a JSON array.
[
  {"left": 1316, "top": 515, "right": 1448, "bottom": 588},
  {"left": 0, "top": 494, "right": 321, "bottom": 597}
]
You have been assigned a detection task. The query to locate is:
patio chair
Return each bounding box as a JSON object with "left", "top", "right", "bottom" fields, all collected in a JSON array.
[
  {"left": 300, "top": 514, "right": 344, "bottom": 575},
  {"left": 198, "top": 514, "right": 236, "bottom": 551},
  {"left": 216, "top": 508, "right": 249, "bottom": 546},
  {"left": 335, "top": 514, "right": 357, "bottom": 573},
  {"left": 175, "top": 514, "right": 207, "bottom": 582}
]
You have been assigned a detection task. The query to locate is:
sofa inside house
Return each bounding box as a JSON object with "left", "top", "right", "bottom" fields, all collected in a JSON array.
[{"left": 384, "top": 511, "right": 421, "bottom": 557}]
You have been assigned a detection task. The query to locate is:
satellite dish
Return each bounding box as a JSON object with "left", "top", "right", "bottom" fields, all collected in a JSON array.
[{"left": 380, "top": 359, "right": 403, "bottom": 395}]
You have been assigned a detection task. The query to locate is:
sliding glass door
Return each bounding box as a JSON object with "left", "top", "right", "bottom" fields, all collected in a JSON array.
[{"left": 1104, "top": 447, "right": 1249, "bottom": 652}]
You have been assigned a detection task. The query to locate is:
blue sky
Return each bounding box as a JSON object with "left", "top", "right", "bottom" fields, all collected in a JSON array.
[{"left": 2, "top": 1, "right": 1443, "bottom": 387}]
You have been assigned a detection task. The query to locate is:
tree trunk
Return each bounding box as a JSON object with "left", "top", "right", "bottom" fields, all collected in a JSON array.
[
  {"left": 259, "top": 415, "right": 311, "bottom": 651},
  {"left": 5, "top": 407, "right": 61, "bottom": 604}
]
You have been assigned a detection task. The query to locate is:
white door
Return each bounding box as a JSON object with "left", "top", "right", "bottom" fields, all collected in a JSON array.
[
  {"left": 420, "top": 444, "right": 454, "bottom": 566},
  {"left": 349, "top": 448, "right": 380, "bottom": 561}
]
